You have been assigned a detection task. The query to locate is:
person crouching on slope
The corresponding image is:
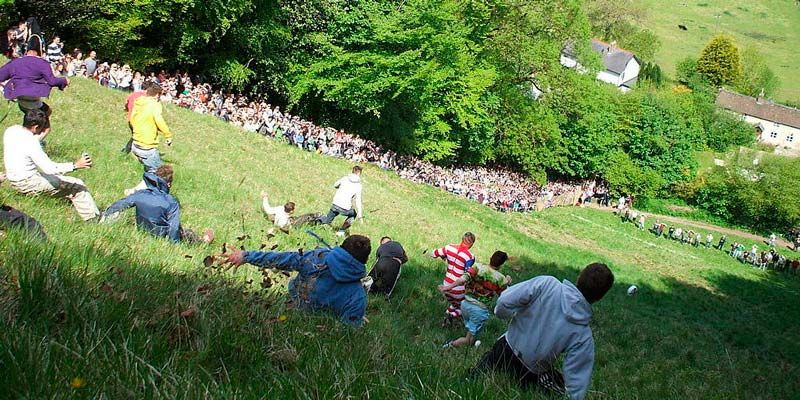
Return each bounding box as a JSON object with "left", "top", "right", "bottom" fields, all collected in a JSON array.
[
  {"left": 440, "top": 250, "right": 511, "bottom": 348},
  {"left": 472, "top": 263, "right": 614, "bottom": 400},
  {"left": 222, "top": 235, "right": 372, "bottom": 327},
  {"left": 126, "top": 82, "right": 172, "bottom": 195},
  {"left": 318, "top": 165, "right": 363, "bottom": 234},
  {"left": 431, "top": 232, "right": 476, "bottom": 326},
  {"left": 102, "top": 165, "right": 213, "bottom": 244}
]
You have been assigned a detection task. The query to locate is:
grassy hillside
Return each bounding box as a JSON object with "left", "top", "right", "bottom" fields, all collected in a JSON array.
[
  {"left": 1, "top": 79, "right": 799, "bottom": 399},
  {"left": 635, "top": 0, "right": 800, "bottom": 103}
]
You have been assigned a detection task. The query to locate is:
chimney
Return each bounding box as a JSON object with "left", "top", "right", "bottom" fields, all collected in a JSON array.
[
  {"left": 610, "top": 41, "right": 617, "bottom": 51},
  {"left": 756, "top": 88, "right": 765, "bottom": 104}
]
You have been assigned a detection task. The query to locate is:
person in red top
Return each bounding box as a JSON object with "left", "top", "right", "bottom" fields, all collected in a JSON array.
[
  {"left": 121, "top": 80, "right": 151, "bottom": 153},
  {"left": 431, "top": 232, "right": 476, "bottom": 325}
]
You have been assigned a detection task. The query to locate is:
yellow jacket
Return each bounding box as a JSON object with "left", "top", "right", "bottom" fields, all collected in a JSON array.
[{"left": 130, "top": 96, "right": 172, "bottom": 149}]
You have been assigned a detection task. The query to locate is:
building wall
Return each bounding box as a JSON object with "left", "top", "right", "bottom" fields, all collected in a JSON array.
[
  {"left": 621, "top": 59, "right": 640, "bottom": 85},
  {"left": 744, "top": 115, "right": 800, "bottom": 150},
  {"left": 595, "top": 70, "right": 621, "bottom": 86}
]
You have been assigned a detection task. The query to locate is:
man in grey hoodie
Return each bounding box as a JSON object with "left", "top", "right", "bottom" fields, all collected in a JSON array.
[{"left": 472, "top": 263, "right": 614, "bottom": 400}]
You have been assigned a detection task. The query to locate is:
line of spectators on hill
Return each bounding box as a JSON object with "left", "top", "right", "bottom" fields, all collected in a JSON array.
[{"left": 39, "top": 40, "right": 588, "bottom": 213}]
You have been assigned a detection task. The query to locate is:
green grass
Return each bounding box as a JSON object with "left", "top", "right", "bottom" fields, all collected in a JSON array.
[
  {"left": 1, "top": 79, "right": 799, "bottom": 399},
  {"left": 635, "top": 0, "right": 800, "bottom": 103}
]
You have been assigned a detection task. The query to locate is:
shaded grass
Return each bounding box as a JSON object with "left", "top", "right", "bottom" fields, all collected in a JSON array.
[{"left": 0, "top": 79, "right": 799, "bottom": 398}]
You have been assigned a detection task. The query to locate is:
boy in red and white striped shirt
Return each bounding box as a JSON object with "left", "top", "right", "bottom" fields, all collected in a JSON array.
[{"left": 432, "top": 232, "right": 476, "bottom": 324}]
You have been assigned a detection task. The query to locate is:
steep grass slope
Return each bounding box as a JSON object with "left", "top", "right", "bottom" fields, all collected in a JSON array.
[{"left": 0, "top": 79, "right": 798, "bottom": 399}]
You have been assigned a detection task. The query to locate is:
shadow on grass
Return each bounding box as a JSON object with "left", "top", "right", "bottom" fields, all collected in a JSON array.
[{"left": 1, "top": 234, "right": 798, "bottom": 399}]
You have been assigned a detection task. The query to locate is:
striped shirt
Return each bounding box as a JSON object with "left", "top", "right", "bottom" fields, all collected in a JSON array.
[{"left": 432, "top": 244, "right": 475, "bottom": 296}]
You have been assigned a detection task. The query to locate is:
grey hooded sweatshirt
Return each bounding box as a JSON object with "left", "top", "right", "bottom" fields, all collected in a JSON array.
[{"left": 494, "top": 276, "right": 595, "bottom": 400}]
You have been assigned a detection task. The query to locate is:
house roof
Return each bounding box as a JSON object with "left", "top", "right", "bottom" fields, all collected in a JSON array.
[
  {"left": 622, "top": 76, "right": 638, "bottom": 88},
  {"left": 590, "top": 39, "right": 636, "bottom": 75},
  {"left": 716, "top": 89, "right": 800, "bottom": 129}
]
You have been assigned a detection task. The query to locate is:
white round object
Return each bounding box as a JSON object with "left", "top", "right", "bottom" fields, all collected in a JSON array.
[
  {"left": 474, "top": 340, "right": 482, "bottom": 348},
  {"left": 627, "top": 285, "right": 639, "bottom": 296}
]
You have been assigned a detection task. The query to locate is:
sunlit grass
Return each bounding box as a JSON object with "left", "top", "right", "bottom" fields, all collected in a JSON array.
[{"left": 0, "top": 79, "right": 798, "bottom": 398}]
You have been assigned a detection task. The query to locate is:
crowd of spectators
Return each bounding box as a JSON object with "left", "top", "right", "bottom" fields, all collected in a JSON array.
[{"left": 38, "top": 37, "right": 587, "bottom": 213}]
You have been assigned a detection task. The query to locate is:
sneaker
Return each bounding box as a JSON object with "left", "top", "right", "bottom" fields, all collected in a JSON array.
[
  {"left": 336, "top": 230, "right": 346, "bottom": 237},
  {"left": 442, "top": 340, "right": 454, "bottom": 349}
]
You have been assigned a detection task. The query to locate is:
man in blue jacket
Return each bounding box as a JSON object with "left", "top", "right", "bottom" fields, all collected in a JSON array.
[
  {"left": 223, "top": 235, "right": 371, "bottom": 327},
  {"left": 472, "top": 263, "right": 614, "bottom": 400},
  {"left": 102, "top": 164, "right": 212, "bottom": 244}
]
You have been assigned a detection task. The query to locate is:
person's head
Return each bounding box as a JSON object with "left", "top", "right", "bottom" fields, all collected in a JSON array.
[
  {"left": 23, "top": 109, "right": 49, "bottom": 134},
  {"left": 461, "top": 232, "right": 476, "bottom": 248},
  {"left": 352, "top": 165, "right": 362, "bottom": 175},
  {"left": 88, "top": 50, "right": 96, "bottom": 59},
  {"left": 380, "top": 236, "right": 392, "bottom": 245},
  {"left": 576, "top": 263, "right": 614, "bottom": 304},
  {"left": 283, "top": 202, "right": 295, "bottom": 214},
  {"left": 51, "top": 36, "right": 60, "bottom": 44},
  {"left": 341, "top": 234, "right": 371, "bottom": 264},
  {"left": 146, "top": 82, "right": 163, "bottom": 97},
  {"left": 489, "top": 251, "right": 508, "bottom": 269},
  {"left": 154, "top": 165, "right": 174, "bottom": 187}
]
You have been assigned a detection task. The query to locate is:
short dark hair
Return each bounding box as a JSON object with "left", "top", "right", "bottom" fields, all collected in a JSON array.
[
  {"left": 23, "top": 109, "right": 48, "bottom": 130},
  {"left": 462, "top": 232, "right": 476, "bottom": 245},
  {"left": 284, "top": 202, "right": 295, "bottom": 213},
  {"left": 490, "top": 251, "right": 508, "bottom": 268},
  {"left": 155, "top": 165, "right": 174, "bottom": 185},
  {"left": 380, "top": 236, "right": 392, "bottom": 244},
  {"left": 341, "top": 234, "right": 371, "bottom": 264},
  {"left": 352, "top": 166, "right": 362, "bottom": 174},
  {"left": 576, "top": 263, "right": 614, "bottom": 304}
]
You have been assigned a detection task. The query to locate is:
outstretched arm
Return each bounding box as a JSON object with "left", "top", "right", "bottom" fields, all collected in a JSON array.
[{"left": 242, "top": 250, "right": 305, "bottom": 271}]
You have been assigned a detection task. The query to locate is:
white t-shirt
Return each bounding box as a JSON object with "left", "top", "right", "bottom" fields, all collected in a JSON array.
[
  {"left": 3, "top": 125, "right": 74, "bottom": 181},
  {"left": 262, "top": 198, "right": 290, "bottom": 228}
]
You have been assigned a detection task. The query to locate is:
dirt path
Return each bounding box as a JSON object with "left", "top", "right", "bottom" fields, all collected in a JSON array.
[{"left": 586, "top": 204, "right": 794, "bottom": 249}]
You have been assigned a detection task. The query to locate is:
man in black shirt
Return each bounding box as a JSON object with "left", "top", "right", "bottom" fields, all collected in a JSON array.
[{"left": 368, "top": 236, "right": 408, "bottom": 297}]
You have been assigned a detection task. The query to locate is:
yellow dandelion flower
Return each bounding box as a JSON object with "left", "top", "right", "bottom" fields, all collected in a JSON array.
[
  {"left": 278, "top": 315, "right": 288, "bottom": 322},
  {"left": 70, "top": 377, "right": 86, "bottom": 389}
]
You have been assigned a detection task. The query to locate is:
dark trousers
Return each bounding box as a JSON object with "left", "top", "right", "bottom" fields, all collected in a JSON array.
[
  {"left": 319, "top": 204, "right": 357, "bottom": 227},
  {"left": 368, "top": 258, "right": 401, "bottom": 296},
  {"left": 473, "top": 335, "right": 565, "bottom": 396},
  {"left": 0, "top": 205, "right": 46, "bottom": 239}
]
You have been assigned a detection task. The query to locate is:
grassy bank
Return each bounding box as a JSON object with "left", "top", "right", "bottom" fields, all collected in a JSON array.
[{"left": 1, "top": 79, "right": 798, "bottom": 399}]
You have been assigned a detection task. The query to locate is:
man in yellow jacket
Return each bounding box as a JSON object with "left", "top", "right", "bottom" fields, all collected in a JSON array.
[{"left": 126, "top": 83, "right": 173, "bottom": 194}]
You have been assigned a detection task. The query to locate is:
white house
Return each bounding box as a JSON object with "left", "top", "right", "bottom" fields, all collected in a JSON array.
[
  {"left": 716, "top": 89, "right": 800, "bottom": 156},
  {"left": 560, "top": 39, "right": 641, "bottom": 92}
]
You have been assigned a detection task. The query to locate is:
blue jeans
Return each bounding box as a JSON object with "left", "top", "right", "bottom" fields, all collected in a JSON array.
[
  {"left": 461, "top": 298, "right": 490, "bottom": 337},
  {"left": 319, "top": 204, "right": 357, "bottom": 227},
  {"left": 132, "top": 145, "right": 162, "bottom": 173}
]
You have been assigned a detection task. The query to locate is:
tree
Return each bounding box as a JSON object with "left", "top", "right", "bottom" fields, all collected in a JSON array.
[
  {"left": 736, "top": 47, "right": 780, "bottom": 98},
  {"left": 696, "top": 34, "right": 741, "bottom": 87}
]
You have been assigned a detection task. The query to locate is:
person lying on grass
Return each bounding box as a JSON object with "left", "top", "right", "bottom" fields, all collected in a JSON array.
[
  {"left": 440, "top": 250, "right": 511, "bottom": 349},
  {"left": 260, "top": 191, "right": 295, "bottom": 233},
  {"left": 367, "top": 236, "right": 408, "bottom": 297},
  {"left": 471, "top": 262, "right": 614, "bottom": 400},
  {"left": 222, "top": 235, "right": 371, "bottom": 327},
  {"left": 101, "top": 164, "right": 213, "bottom": 244}
]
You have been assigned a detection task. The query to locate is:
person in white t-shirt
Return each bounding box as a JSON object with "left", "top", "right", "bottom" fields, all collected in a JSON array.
[
  {"left": 2, "top": 109, "right": 99, "bottom": 221},
  {"left": 260, "top": 191, "right": 295, "bottom": 232},
  {"left": 318, "top": 165, "right": 363, "bottom": 232}
]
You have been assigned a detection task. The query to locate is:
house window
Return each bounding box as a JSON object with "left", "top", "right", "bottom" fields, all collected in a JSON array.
[
  {"left": 769, "top": 131, "right": 778, "bottom": 139},
  {"left": 788, "top": 134, "right": 795, "bottom": 143}
]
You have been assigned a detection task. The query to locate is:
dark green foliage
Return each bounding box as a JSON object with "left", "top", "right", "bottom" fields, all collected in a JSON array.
[
  {"left": 691, "top": 154, "right": 800, "bottom": 232},
  {"left": 638, "top": 62, "right": 664, "bottom": 87}
]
